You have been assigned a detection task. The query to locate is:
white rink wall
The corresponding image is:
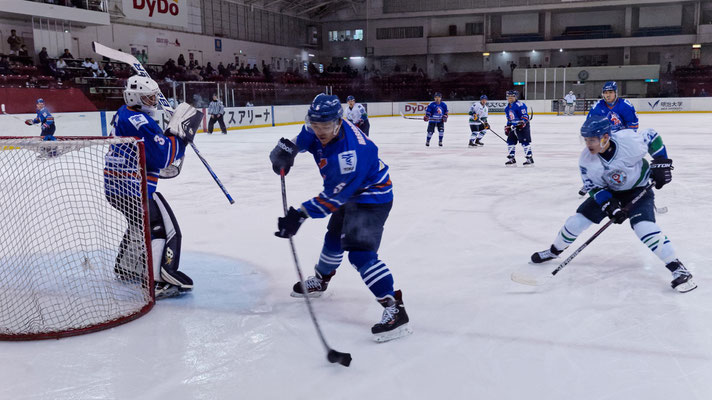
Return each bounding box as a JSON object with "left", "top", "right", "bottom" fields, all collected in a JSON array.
[{"left": 1, "top": 97, "right": 710, "bottom": 138}]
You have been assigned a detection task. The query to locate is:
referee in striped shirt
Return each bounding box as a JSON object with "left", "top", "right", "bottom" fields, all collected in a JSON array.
[{"left": 207, "top": 94, "right": 228, "bottom": 134}]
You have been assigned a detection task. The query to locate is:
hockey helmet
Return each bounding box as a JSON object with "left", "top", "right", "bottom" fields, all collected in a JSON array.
[
  {"left": 602, "top": 81, "right": 617, "bottom": 94},
  {"left": 346, "top": 95, "right": 355, "bottom": 102},
  {"left": 580, "top": 115, "right": 611, "bottom": 138},
  {"left": 506, "top": 90, "right": 519, "bottom": 98},
  {"left": 124, "top": 75, "right": 160, "bottom": 116},
  {"left": 433, "top": 92, "right": 442, "bottom": 99},
  {"left": 480, "top": 95, "right": 488, "bottom": 100},
  {"left": 36, "top": 98, "right": 44, "bottom": 104},
  {"left": 306, "top": 93, "right": 343, "bottom": 138}
]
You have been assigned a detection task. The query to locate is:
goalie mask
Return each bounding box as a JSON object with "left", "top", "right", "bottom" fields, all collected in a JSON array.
[{"left": 124, "top": 75, "right": 160, "bottom": 117}]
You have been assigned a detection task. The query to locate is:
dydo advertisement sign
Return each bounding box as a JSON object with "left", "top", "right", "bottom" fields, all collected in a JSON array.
[{"left": 122, "top": 0, "right": 188, "bottom": 27}]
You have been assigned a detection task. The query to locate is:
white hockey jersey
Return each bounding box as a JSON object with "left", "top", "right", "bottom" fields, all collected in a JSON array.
[
  {"left": 564, "top": 93, "right": 576, "bottom": 104},
  {"left": 579, "top": 128, "right": 653, "bottom": 193},
  {"left": 469, "top": 102, "right": 488, "bottom": 123},
  {"left": 345, "top": 103, "right": 367, "bottom": 125}
]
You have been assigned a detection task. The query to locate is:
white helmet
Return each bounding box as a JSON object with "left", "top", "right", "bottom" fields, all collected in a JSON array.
[
  {"left": 124, "top": 75, "right": 160, "bottom": 116},
  {"left": 569, "top": 91, "right": 574, "bottom": 94}
]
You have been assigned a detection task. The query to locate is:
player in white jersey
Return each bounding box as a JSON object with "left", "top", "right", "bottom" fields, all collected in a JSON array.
[
  {"left": 564, "top": 91, "right": 576, "bottom": 115},
  {"left": 468, "top": 95, "right": 489, "bottom": 147},
  {"left": 345, "top": 95, "right": 370, "bottom": 136},
  {"left": 530, "top": 115, "right": 695, "bottom": 293}
]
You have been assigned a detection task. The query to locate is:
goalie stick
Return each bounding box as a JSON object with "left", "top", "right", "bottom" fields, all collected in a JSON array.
[
  {"left": 92, "top": 42, "right": 235, "bottom": 205},
  {"left": 1, "top": 104, "right": 29, "bottom": 122},
  {"left": 280, "top": 170, "right": 352, "bottom": 367},
  {"left": 511, "top": 182, "right": 654, "bottom": 286}
]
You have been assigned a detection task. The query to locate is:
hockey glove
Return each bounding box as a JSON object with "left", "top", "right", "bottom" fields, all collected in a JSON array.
[
  {"left": 166, "top": 103, "right": 203, "bottom": 143},
  {"left": 275, "top": 207, "right": 307, "bottom": 238},
  {"left": 269, "top": 138, "right": 299, "bottom": 175},
  {"left": 650, "top": 158, "right": 673, "bottom": 189},
  {"left": 25, "top": 119, "right": 33, "bottom": 126},
  {"left": 443, "top": 115, "right": 448, "bottom": 122},
  {"left": 517, "top": 120, "right": 526, "bottom": 129},
  {"left": 602, "top": 198, "right": 627, "bottom": 224},
  {"left": 484, "top": 122, "right": 490, "bottom": 130},
  {"left": 423, "top": 115, "right": 429, "bottom": 122}
]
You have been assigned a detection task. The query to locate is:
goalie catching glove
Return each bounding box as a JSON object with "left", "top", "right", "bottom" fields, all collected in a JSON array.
[
  {"left": 650, "top": 158, "right": 673, "bottom": 189},
  {"left": 165, "top": 103, "right": 203, "bottom": 143}
]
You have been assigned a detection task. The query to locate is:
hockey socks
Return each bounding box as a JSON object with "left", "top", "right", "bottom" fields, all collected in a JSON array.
[
  {"left": 349, "top": 251, "right": 394, "bottom": 299},
  {"left": 522, "top": 144, "right": 532, "bottom": 158},
  {"left": 552, "top": 213, "right": 593, "bottom": 252},
  {"left": 633, "top": 221, "right": 676, "bottom": 264},
  {"left": 316, "top": 232, "right": 343, "bottom": 276},
  {"left": 507, "top": 145, "right": 516, "bottom": 158}
]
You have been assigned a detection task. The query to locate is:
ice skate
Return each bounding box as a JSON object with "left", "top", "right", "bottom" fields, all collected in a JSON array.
[
  {"left": 666, "top": 260, "right": 697, "bottom": 293},
  {"left": 475, "top": 138, "right": 483, "bottom": 147},
  {"left": 291, "top": 269, "right": 335, "bottom": 298},
  {"left": 425, "top": 140, "right": 430, "bottom": 147},
  {"left": 531, "top": 245, "right": 562, "bottom": 263},
  {"left": 155, "top": 282, "right": 191, "bottom": 299},
  {"left": 438, "top": 140, "right": 443, "bottom": 147},
  {"left": 468, "top": 140, "right": 476, "bottom": 148},
  {"left": 523, "top": 156, "right": 534, "bottom": 166},
  {"left": 372, "top": 290, "right": 412, "bottom": 343},
  {"left": 505, "top": 157, "right": 517, "bottom": 167}
]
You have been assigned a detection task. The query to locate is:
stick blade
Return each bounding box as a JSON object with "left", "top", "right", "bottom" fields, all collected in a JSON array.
[
  {"left": 327, "top": 349, "right": 352, "bottom": 367},
  {"left": 510, "top": 270, "right": 551, "bottom": 286}
]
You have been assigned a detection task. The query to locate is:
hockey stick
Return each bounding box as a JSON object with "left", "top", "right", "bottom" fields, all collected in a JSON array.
[
  {"left": 399, "top": 112, "right": 422, "bottom": 120},
  {"left": 511, "top": 182, "right": 655, "bottom": 286},
  {"left": 279, "top": 170, "right": 352, "bottom": 367},
  {"left": 92, "top": 42, "right": 235, "bottom": 205},
  {"left": 487, "top": 128, "right": 508, "bottom": 143},
  {"left": 1, "top": 104, "right": 28, "bottom": 122}
]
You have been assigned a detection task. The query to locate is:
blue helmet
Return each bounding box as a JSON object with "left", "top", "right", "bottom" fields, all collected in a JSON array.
[
  {"left": 506, "top": 90, "right": 519, "bottom": 98},
  {"left": 433, "top": 92, "right": 442, "bottom": 99},
  {"left": 602, "top": 81, "right": 617, "bottom": 93},
  {"left": 346, "top": 95, "right": 355, "bottom": 102},
  {"left": 36, "top": 98, "right": 44, "bottom": 104},
  {"left": 480, "top": 95, "right": 488, "bottom": 100},
  {"left": 306, "top": 93, "right": 343, "bottom": 123},
  {"left": 580, "top": 115, "right": 611, "bottom": 138}
]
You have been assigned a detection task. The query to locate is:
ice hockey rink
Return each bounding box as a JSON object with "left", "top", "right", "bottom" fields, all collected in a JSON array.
[{"left": 2, "top": 112, "right": 711, "bottom": 400}]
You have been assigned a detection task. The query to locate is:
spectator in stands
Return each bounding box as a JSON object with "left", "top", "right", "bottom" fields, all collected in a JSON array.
[
  {"left": 38, "top": 47, "right": 49, "bottom": 68},
  {"left": 700, "top": 88, "right": 709, "bottom": 97},
  {"left": 18, "top": 44, "right": 29, "bottom": 57},
  {"left": 137, "top": 49, "right": 148, "bottom": 64},
  {"left": 55, "top": 57, "right": 67, "bottom": 74},
  {"left": 0, "top": 55, "right": 11, "bottom": 74},
  {"left": 217, "top": 61, "right": 227, "bottom": 77},
  {"left": 411, "top": 64, "right": 417, "bottom": 73},
  {"left": 252, "top": 64, "right": 261, "bottom": 76},
  {"left": 178, "top": 54, "right": 186, "bottom": 67},
  {"left": 7, "top": 30, "right": 22, "bottom": 55},
  {"left": 442, "top": 63, "right": 449, "bottom": 73},
  {"left": 238, "top": 63, "right": 246, "bottom": 75},
  {"left": 667, "top": 62, "right": 672, "bottom": 74},
  {"left": 497, "top": 66, "right": 503, "bottom": 74},
  {"left": 394, "top": 64, "right": 401, "bottom": 72},
  {"left": 205, "top": 62, "right": 214, "bottom": 76},
  {"left": 60, "top": 48, "right": 74, "bottom": 59}
]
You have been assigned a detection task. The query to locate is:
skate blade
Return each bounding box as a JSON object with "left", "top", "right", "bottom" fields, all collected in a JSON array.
[
  {"left": 373, "top": 324, "right": 413, "bottom": 343},
  {"left": 505, "top": 164, "right": 517, "bottom": 167},
  {"left": 522, "top": 164, "right": 534, "bottom": 168},
  {"left": 674, "top": 280, "right": 697, "bottom": 293},
  {"left": 156, "top": 286, "right": 191, "bottom": 300},
  {"left": 290, "top": 291, "right": 324, "bottom": 298}
]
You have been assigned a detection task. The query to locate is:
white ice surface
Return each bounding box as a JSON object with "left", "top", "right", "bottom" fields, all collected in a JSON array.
[{"left": 2, "top": 113, "right": 712, "bottom": 400}]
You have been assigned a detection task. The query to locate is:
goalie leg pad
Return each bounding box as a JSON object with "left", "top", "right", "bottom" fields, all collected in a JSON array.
[{"left": 151, "top": 192, "right": 193, "bottom": 289}]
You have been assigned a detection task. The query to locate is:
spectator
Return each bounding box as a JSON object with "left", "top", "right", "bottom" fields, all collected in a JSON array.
[
  {"left": 411, "top": 64, "right": 417, "bottom": 73},
  {"left": 217, "top": 61, "right": 226, "bottom": 76},
  {"left": 59, "top": 48, "right": 74, "bottom": 59},
  {"left": 7, "top": 29, "right": 22, "bottom": 55},
  {"left": 0, "top": 55, "right": 11, "bottom": 74},
  {"left": 38, "top": 47, "right": 49, "bottom": 67},
  {"left": 238, "top": 63, "right": 246, "bottom": 75},
  {"left": 700, "top": 88, "right": 709, "bottom": 97},
  {"left": 55, "top": 57, "right": 67, "bottom": 72},
  {"left": 18, "top": 44, "right": 29, "bottom": 57},
  {"left": 205, "top": 62, "right": 214, "bottom": 76},
  {"left": 177, "top": 54, "right": 186, "bottom": 67},
  {"left": 497, "top": 66, "right": 503, "bottom": 74},
  {"left": 137, "top": 49, "right": 148, "bottom": 64},
  {"left": 666, "top": 61, "right": 672, "bottom": 74},
  {"left": 442, "top": 63, "right": 449, "bottom": 73},
  {"left": 394, "top": 64, "right": 401, "bottom": 72}
]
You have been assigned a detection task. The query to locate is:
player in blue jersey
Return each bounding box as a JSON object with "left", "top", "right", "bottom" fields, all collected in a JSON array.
[
  {"left": 530, "top": 116, "right": 695, "bottom": 293},
  {"left": 269, "top": 93, "right": 411, "bottom": 342},
  {"left": 587, "top": 81, "right": 639, "bottom": 132},
  {"left": 25, "top": 98, "right": 56, "bottom": 141},
  {"left": 424, "top": 92, "right": 448, "bottom": 147},
  {"left": 105, "top": 75, "right": 202, "bottom": 299},
  {"left": 504, "top": 90, "right": 533, "bottom": 166}
]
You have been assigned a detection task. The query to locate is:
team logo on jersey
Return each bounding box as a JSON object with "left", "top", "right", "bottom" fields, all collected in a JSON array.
[
  {"left": 319, "top": 158, "right": 328, "bottom": 169},
  {"left": 129, "top": 114, "right": 149, "bottom": 129},
  {"left": 608, "top": 112, "right": 622, "bottom": 128},
  {"left": 607, "top": 169, "right": 627, "bottom": 186},
  {"left": 338, "top": 150, "right": 357, "bottom": 174}
]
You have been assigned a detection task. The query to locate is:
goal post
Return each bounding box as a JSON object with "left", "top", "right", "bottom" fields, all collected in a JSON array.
[
  {"left": 554, "top": 99, "right": 597, "bottom": 116},
  {"left": 0, "top": 136, "right": 155, "bottom": 340}
]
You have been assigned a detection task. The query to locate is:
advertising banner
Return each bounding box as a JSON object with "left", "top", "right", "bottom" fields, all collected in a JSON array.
[{"left": 122, "top": 0, "right": 188, "bottom": 27}]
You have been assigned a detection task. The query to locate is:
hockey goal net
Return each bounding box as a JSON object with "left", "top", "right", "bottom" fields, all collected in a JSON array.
[
  {"left": 555, "top": 99, "right": 597, "bottom": 115},
  {"left": 0, "top": 137, "right": 154, "bottom": 340}
]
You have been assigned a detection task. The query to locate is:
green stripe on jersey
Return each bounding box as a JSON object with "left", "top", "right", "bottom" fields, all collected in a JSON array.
[
  {"left": 633, "top": 159, "right": 650, "bottom": 187},
  {"left": 648, "top": 135, "right": 665, "bottom": 156}
]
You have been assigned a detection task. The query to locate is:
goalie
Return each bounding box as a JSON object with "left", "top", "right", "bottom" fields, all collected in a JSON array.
[{"left": 104, "top": 75, "right": 202, "bottom": 299}]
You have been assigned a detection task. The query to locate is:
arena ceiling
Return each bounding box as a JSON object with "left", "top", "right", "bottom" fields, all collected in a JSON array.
[{"left": 241, "top": 0, "right": 365, "bottom": 19}]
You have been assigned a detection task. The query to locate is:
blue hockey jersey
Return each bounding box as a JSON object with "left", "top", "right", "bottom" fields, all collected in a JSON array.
[
  {"left": 32, "top": 107, "right": 55, "bottom": 127},
  {"left": 105, "top": 105, "right": 185, "bottom": 197},
  {"left": 587, "top": 98, "right": 639, "bottom": 132},
  {"left": 505, "top": 101, "right": 529, "bottom": 126},
  {"left": 425, "top": 101, "right": 448, "bottom": 122},
  {"left": 295, "top": 119, "right": 393, "bottom": 218}
]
